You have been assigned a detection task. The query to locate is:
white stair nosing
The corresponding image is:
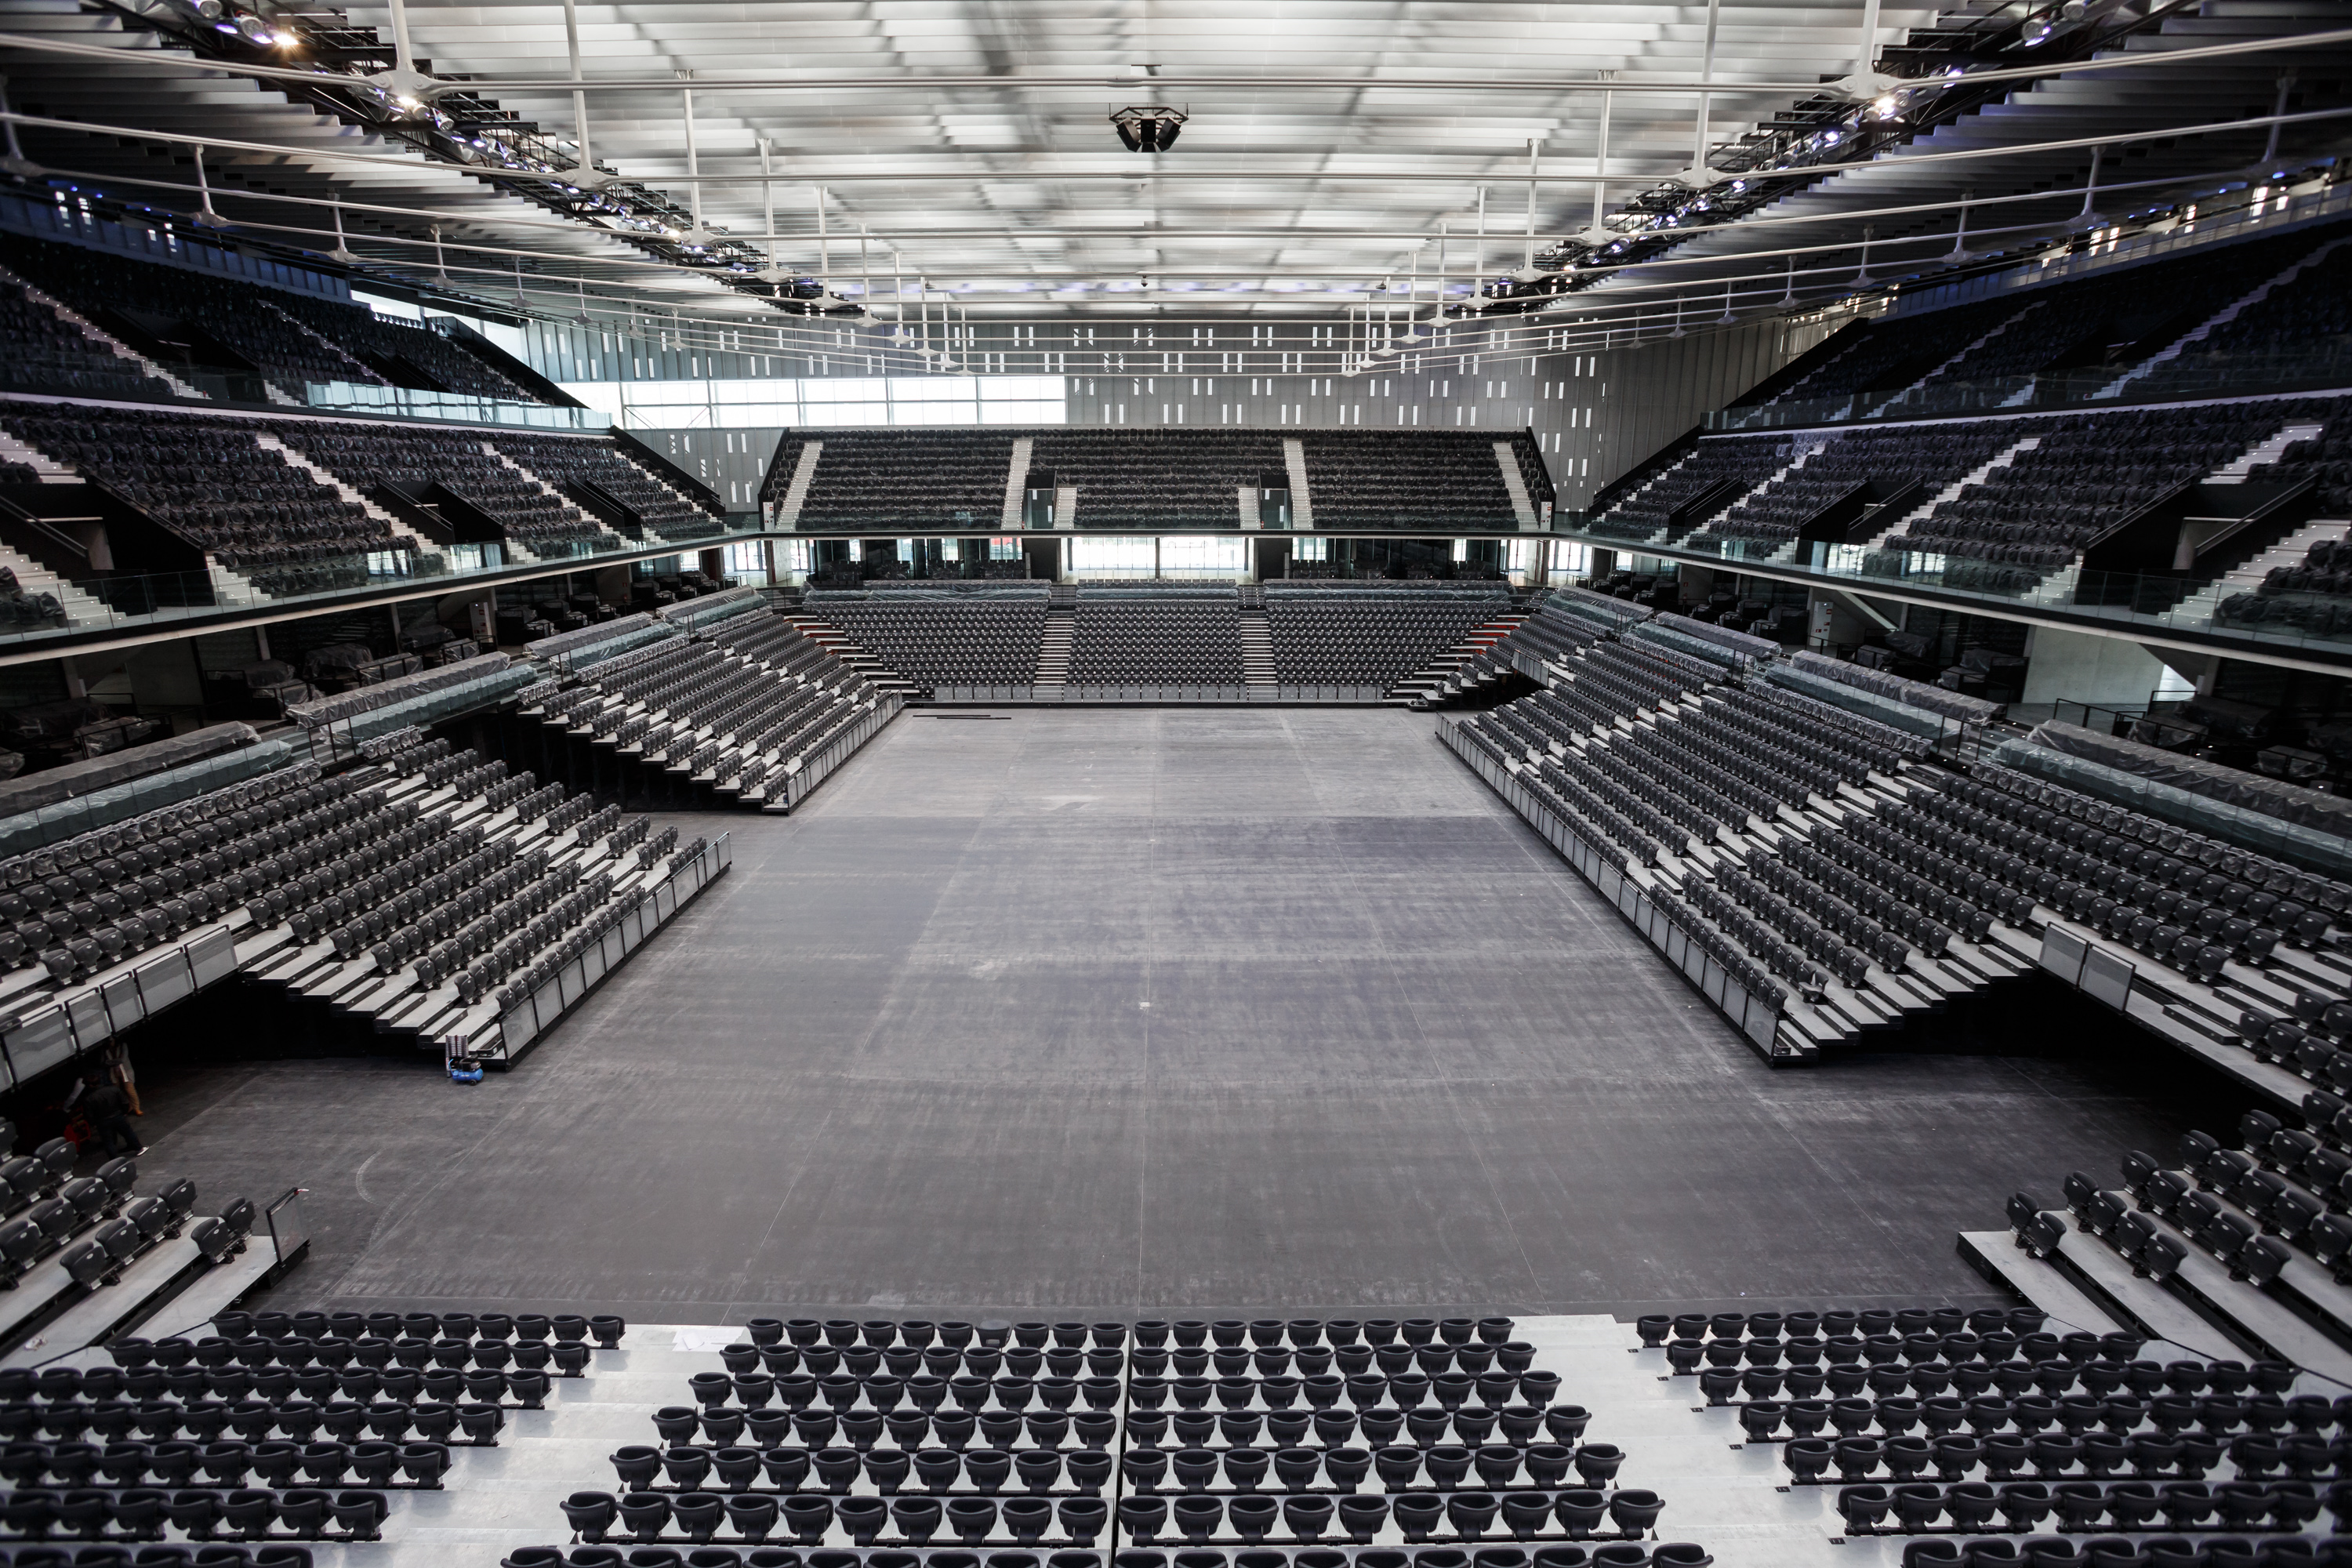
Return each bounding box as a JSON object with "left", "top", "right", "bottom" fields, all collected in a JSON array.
[{"left": 1000, "top": 436, "right": 1033, "bottom": 532}]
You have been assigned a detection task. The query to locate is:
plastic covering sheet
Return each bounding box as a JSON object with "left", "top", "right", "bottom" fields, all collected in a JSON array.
[
  {"left": 527, "top": 612, "right": 659, "bottom": 661},
  {"left": 1788, "top": 650, "right": 2001, "bottom": 724},
  {"left": 0, "top": 722, "right": 258, "bottom": 818},
  {"left": 1650, "top": 612, "right": 1779, "bottom": 666},
  {"left": 1762, "top": 662, "right": 1951, "bottom": 741},
  {"left": 0, "top": 734, "right": 292, "bottom": 856},
  {"left": 285, "top": 654, "right": 529, "bottom": 739},
  {"left": 1995, "top": 731, "right": 2352, "bottom": 878},
  {"left": 1628, "top": 621, "right": 1743, "bottom": 671},
  {"left": 1545, "top": 586, "right": 1651, "bottom": 629},
  {"left": 659, "top": 586, "right": 767, "bottom": 631},
  {"left": 542, "top": 619, "right": 675, "bottom": 673},
  {"left": 2016, "top": 720, "right": 2352, "bottom": 857}
]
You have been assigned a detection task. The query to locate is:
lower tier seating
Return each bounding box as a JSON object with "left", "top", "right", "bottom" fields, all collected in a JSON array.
[
  {"left": 1443, "top": 606, "right": 2352, "bottom": 1065},
  {"left": 504, "top": 1314, "right": 1711, "bottom": 1560},
  {"left": 1265, "top": 590, "right": 1508, "bottom": 687},
  {"left": 801, "top": 593, "right": 1048, "bottom": 687},
  {"left": 516, "top": 607, "right": 899, "bottom": 812},
  {"left": 1069, "top": 599, "right": 1243, "bottom": 686}
]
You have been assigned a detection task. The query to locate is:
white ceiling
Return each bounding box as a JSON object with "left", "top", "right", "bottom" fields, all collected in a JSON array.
[
  {"left": 368, "top": 0, "right": 1933, "bottom": 308},
  {"left": 2, "top": 0, "right": 2346, "bottom": 328}
]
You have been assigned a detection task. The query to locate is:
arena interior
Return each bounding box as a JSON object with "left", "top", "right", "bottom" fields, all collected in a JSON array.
[{"left": 0, "top": 3, "right": 2350, "bottom": 1568}]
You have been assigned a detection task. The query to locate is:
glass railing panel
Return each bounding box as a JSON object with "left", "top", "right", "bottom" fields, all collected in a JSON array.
[
  {"left": 0, "top": 513, "right": 764, "bottom": 648},
  {"left": 1554, "top": 526, "right": 2352, "bottom": 660},
  {"left": 299, "top": 382, "right": 609, "bottom": 431}
]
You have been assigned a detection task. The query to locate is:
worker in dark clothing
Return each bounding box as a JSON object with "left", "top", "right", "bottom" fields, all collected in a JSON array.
[{"left": 80, "top": 1077, "right": 143, "bottom": 1157}]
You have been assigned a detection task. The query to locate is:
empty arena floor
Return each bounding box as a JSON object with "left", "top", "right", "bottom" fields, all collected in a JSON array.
[{"left": 137, "top": 707, "right": 2230, "bottom": 1323}]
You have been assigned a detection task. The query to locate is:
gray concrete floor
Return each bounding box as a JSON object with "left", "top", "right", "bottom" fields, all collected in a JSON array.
[{"left": 132, "top": 707, "right": 2228, "bottom": 1324}]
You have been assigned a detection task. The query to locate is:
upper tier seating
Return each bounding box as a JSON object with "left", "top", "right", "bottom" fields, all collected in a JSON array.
[
  {"left": 1586, "top": 437, "right": 1784, "bottom": 542},
  {"left": 2139, "top": 237, "right": 2352, "bottom": 396},
  {"left": 1767, "top": 298, "right": 2031, "bottom": 408},
  {"left": 0, "top": 405, "right": 421, "bottom": 593},
  {"left": 0, "top": 278, "right": 175, "bottom": 399},
  {"left": 1298, "top": 431, "right": 1534, "bottom": 532},
  {"left": 490, "top": 435, "right": 728, "bottom": 543},
  {"left": 769, "top": 429, "right": 1549, "bottom": 533},
  {"left": 1692, "top": 424, "right": 2016, "bottom": 550},
  {"left": 267, "top": 297, "right": 537, "bottom": 403},
  {"left": 0, "top": 407, "right": 719, "bottom": 600},
  {"left": 1029, "top": 430, "right": 1285, "bottom": 530},
  {"left": 782, "top": 431, "right": 1015, "bottom": 530},
  {"left": 0, "top": 235, "right": 542, "bottom": 405},
  {"left": 802, "top": 593, "right": 1047, "bottom": 686},
  {"left": 1069, "top": 596, "right": 1243, "bottom": 684},
  {"left": 1750, "top": 223, "right": 2347, "bottom": 408},
  {"left": 271, "top": 423, "right": 626, "bottom": 557},
  {"left": 1899, "top": 401, "right": 2309, "bottom": 572},
  {"left": 1946, "top": 224, "right": 2343, "bottom": 392}
]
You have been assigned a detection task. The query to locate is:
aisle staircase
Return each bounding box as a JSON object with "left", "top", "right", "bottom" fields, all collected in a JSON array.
[
  {"left": 255, "top": 434, "right": 445, "bottom": 558},
  {"left": 2211, "top": 420, "right": 2326, "bottom": 484},
  {"left": 784, "top": 616, "right": 915, "bottom": 693},
  {"left": 1282, "top": 438, "right": 1315, "bottom": 531},
  {"left": 0, "top": 430, "right": 78, "bottom": 483},
  {"left": 1236, "top": 606, "right": 1277, "bottom": 689},
  {"left": 0, "top": 539, "right": 107, "bottom": 628},
  {"left": 1875, "top": 435, "right": 2043, "bottom": 549},
  {"left": 1000, "top": 437, "right": 1033, "bottom": 531},
  {"left": 2172, "top": 517, "right": 2350, "bottom": 626},
  {"left": 0, "top": 262, "right": 209, "bottom": 401},
  {"left": 1033, "top": 608, "right": 1075, "bottom": 690},
  {"left": 774, "top": 441, "right": 823, "bottom": 528},
  {"left": 1388, "top": 613, "right": 1527, "bottom": 705},
  {"left": 1493, "top": 442, "right": 1538, "bottom": 531},
  {"left": 2101, "top": 234, "right": 2351, "bottom": 399}
]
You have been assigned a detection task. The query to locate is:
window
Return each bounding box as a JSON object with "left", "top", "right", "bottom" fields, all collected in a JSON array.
[
  {"left": 989, "top": 536, "right": 1021, "bottom": 561},
  {"left": 1068, "top": 536, "right": 1156, "bottom": 578},
  {"left": 1158, "top": 536, "right": 1248, "bottom": 578},
  {"left": 724, "top": 541, "right": 769, "bottom": 577},
  {"left": 1294, "top": 536, "right": 1330, "bottom": 562}
]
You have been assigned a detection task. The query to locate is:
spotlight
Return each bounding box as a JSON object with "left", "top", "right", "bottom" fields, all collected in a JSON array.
[
  {"left": 1110, "top": 106, "right": 1187, "bottom": 153},
  {"left": 361, "top": 65, "right": 444, "bottom": 115}
]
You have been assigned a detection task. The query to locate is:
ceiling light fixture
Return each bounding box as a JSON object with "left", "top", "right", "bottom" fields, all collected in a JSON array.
[{"left": 1110, "top": 106, "right": 1187, "bottom": 153}]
